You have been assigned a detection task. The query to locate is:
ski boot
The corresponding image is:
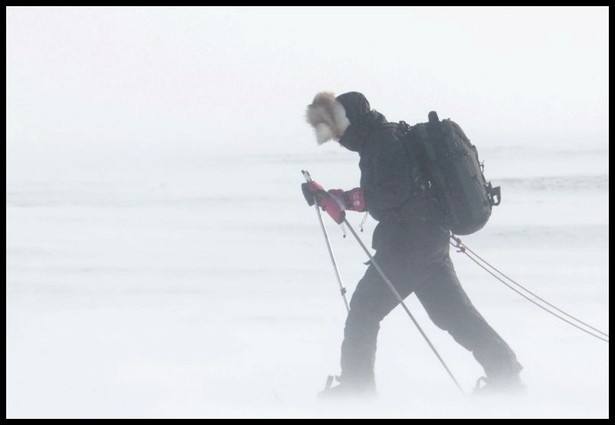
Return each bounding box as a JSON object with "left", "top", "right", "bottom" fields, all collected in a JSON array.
[
  {"left": 473, "top": 374, "right": 526, "bottom": 395},
  {"left": 318, "top": 375, "right": 377, "bottom": 401}
]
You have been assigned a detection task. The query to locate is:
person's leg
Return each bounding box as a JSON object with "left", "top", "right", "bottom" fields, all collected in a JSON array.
[
  {"left": 336, "top": 248, "right": 418, "bottom": 393},
  {"left": 336, "top": 222, "right": 452, "bottom": 393},
  {"left": 414, "top": 254, "right": 523, "bottom": 385},
  {"left": 338, "top": 268, "right": 396, "bottom": 390}
]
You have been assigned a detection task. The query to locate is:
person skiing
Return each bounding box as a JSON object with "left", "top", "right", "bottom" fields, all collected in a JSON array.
[{"left": 301, "top": 91, "right": 524, "bottom": 398}]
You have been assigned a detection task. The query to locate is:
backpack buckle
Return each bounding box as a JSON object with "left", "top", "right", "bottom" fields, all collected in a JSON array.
[{"left": 487, "top": 183, "right": 501, "bottom": 206}]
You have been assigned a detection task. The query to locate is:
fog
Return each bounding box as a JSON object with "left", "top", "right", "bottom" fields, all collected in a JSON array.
[
  {"left": 6, "top": 6, "right": 608, "bottom": 419},
  {"left": 7, "top": 7, "right": 608, "bottom": 159}
]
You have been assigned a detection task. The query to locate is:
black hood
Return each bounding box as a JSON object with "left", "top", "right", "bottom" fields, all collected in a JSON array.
[
  {"left": 336, "top": 92, "right": 387, "bottom": 153},
  {"left": 335, "top": 92, "right": 371, "bottom": 125}
]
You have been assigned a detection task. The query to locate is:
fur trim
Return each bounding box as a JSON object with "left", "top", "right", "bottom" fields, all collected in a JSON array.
[{"left": 305, "top": 92, "right": 351, "bottom": 144}]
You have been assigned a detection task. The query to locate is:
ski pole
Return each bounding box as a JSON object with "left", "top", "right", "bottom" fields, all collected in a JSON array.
[
  {"left": 302, "top": 170, "right": 350, "bottom": 313},
  {"left": 343, "top": 217, "right": 465, "bottom": 394}
]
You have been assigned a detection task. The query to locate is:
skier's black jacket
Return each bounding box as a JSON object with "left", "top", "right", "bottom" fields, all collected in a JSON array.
[{"left": 336, "top": 92, "right": 444, "bottom": 249}]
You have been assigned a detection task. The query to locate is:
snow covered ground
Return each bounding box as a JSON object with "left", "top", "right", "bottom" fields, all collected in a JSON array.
[{"left": 7, "top": 140, "right": 608, "bottom": 418}]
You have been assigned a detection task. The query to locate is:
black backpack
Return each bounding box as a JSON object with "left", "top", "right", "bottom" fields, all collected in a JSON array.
[{"left": 400, "top": 111, "right": 501, "bottom": 235}]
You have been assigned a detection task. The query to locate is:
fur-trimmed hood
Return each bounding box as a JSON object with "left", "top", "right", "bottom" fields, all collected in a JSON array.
[{"left": 305, "top": 92, "right": 351, "bottom": 144}]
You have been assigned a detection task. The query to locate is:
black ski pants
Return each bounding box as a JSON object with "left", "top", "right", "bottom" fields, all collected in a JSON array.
[{"left": 339, "top": 221, "right": 522, "bottom": 388}]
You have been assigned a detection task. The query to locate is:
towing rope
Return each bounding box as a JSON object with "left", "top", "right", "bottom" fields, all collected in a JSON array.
[{"left": 450, "top": 234, "right": 608, "bottom": 343}]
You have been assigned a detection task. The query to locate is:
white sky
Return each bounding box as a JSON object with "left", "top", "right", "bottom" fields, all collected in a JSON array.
[{"left": 6, "top": 6, "right": 609, "bottom": 158}]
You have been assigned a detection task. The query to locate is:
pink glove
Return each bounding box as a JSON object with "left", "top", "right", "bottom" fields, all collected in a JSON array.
[
  {"left": 344, "top": 188, "right": 366, "bottom": 212},
  {"left": 329, "top": 188, "right": 366, "bottom": 212},
  {"left": 301, "top": 182, "right": 346, "bottom": 224},
  {"left": 319, "top": 191, "right": 346, "bottom": 224}
]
